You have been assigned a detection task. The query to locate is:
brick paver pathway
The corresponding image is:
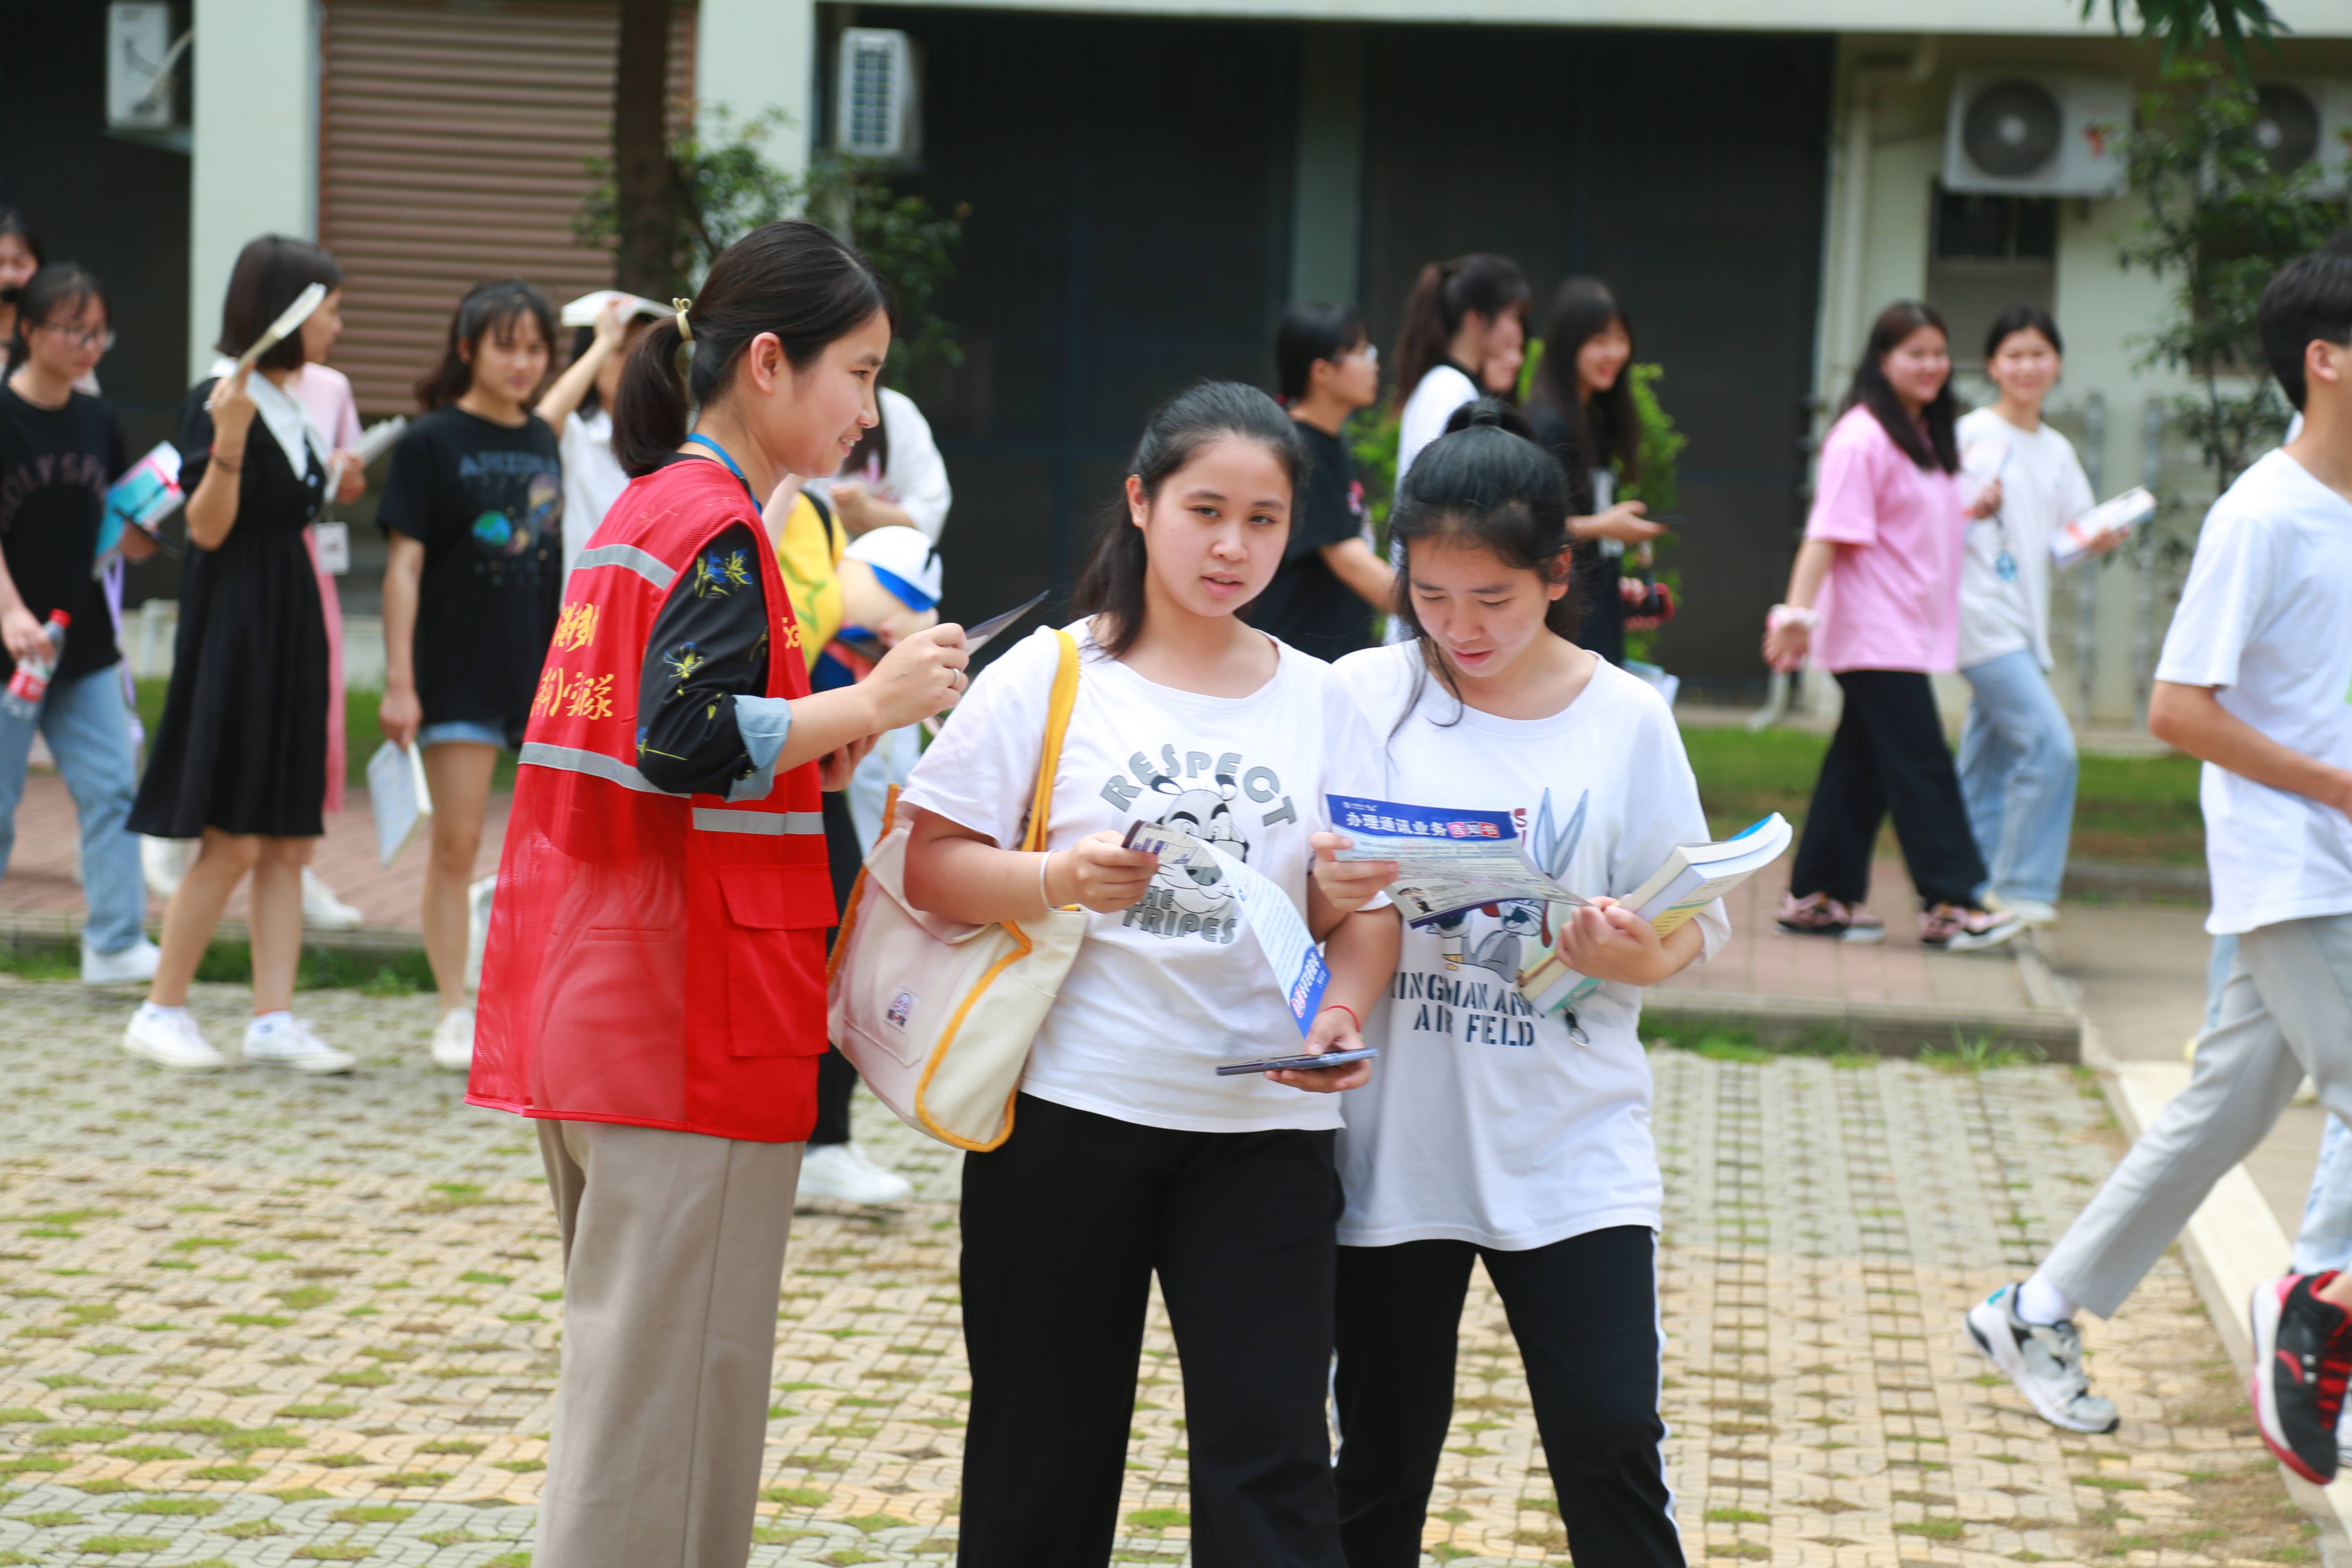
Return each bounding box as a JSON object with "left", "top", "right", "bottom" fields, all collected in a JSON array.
[{"left": 0, "top": 976, "right": 2296, "bottom": 1565}]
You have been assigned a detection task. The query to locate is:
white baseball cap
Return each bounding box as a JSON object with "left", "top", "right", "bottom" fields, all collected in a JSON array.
[{"left": 843, "top": 525, "right": 942, "bottom": 611}]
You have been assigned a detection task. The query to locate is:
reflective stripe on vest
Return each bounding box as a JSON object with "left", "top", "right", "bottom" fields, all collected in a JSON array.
[
  {"left": 519, "top": 742, "right": 822, "bottom": 835},
  {"left": 692, "top": 806, "right": 824, "bottom": 836},
  {"left": 572, "top": 543, "right": 677, "bottom": 590}
]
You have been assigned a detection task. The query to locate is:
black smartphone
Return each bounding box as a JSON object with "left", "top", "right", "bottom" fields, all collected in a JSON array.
[{"left": 1214, "top": 1046, "right": 1380, "bottom": 1077}]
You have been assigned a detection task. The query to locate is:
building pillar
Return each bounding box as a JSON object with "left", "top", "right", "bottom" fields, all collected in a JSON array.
[
  {"left": 1289, "top": 25, "right": 1364, "bottom": 306},
  {"left": 187, "top": 0, "right": 317, "bottom": 379},
  {"left": 696, "top": 0, "right": 816, "bottom": 177}
]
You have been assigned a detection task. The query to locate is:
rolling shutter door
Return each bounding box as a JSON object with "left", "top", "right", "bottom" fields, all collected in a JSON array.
[{"left": 319, "top": 0, "right": 694, "bottom": 415}]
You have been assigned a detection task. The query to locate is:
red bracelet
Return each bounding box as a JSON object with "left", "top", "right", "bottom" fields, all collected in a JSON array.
[{"left": 1320, "top": 1002, "right": 1361, "bottom": 1031}]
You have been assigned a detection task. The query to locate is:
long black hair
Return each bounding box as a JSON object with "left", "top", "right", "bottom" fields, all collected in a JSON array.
[
  {"left": 1529, "top": 277, "right": 1641, "bottom": 492},
  {"left": 7, "top": 263, "right": 105, "bottom": 372},
  {"left": 612, "top": 219, "right": 891, "bottom": 478},
  {"left": 216, "top": 235, "right": 343, "bottom": 376},
  {"left": 1391, "top": 254, "right": 1528, "bottom": 413},
  {"left": 415, "top": 279, "right": 557, "bottom": 412},
  {"left": 1843, "top": 300, "right": 1958, "bottom": 473},
  {"left": 1074, "top": 380, "right": 1308, "bottom": 659},
  {"left": 1388, "top": 398, "right": 1578, "bottom": 722}
]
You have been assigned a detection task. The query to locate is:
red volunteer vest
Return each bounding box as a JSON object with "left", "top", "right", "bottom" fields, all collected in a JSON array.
[{"left": 469, "top": 460, "right": 833, "bottom": 1142}]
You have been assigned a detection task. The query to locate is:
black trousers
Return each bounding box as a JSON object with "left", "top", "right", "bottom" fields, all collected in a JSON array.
[
  {"left": 958, "top": 1094, "right": 1347, "bottom": 1568},
  {"left": 1787, "top": 668, "right": 1987, "bottom": 910},
  {"left": 1333, "top": 1227, "right": 1684, "bottom": 1568},
  {"left": 813, "top": 789, "right": 864, "bottom": 1146}
]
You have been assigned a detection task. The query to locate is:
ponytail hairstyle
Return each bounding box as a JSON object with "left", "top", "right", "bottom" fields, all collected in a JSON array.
[
  {"left": 1074, "top": 380, "right": 1308, "bottom": 659},
  {"left": 217, "top": 235, "right": 343, "bottom": 375},
  {"left": 1529, "top": 276, "right": 1642, "bottom": 492},
  {"left": 7, "top": 263, "right": 107, "bottom": 372},
  {"left": 1388, "top": 397, "right": 1577, "bottom": 724},
  {"left": 1842, "top": 300, "right": 1959, "bottom": 473},
  {"left": 612, "top": 219, "right": 890, "bottom": 478},
  {"left": 1390, "top": 254, "right": 1529, "bottom": 412},
  {"left": 414, "top": 279, "right": 557, "bottom": 412}
]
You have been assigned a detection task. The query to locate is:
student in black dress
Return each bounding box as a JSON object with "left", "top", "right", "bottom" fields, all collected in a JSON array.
[
  {"left": 125, "top": 235, "right": 351, "bottom": 1074},
  {"left": 1525, "top": 279, "right": 1665, "bottom": 666},
  {"left": 1252, "top": 303, "right": 1390, "bottom": 659},
  {"left": 376, "top": 281, "right": 561, "bottom": 1074},
  {"left": 0, "top": 265, "right": 159, "bottom": 984}
]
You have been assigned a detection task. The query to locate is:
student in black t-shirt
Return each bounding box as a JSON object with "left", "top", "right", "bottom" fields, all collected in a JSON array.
[
  {"left": 377, "top": 280, "right": 561, "bottom": 1072},
  {"left": 1252, "top": 303, "right": 1391, "bottom": 660},
  {"left": 0, "top": 264, "right": 157, "bottom": 983}
]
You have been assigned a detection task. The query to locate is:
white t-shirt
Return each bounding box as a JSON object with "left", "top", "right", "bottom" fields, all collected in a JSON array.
[
  {"left": 900, "top": 621, "right": 1385, "bottom": 1133},
  {"left": 1395, "top": 365, "right": 1480, "bottom": 497},
  {"left": 1328, "top": 645, "right": 1731, "bottom": 1250},
  {"left": 806, "top": 387, "right": 952, "bottom": 541},
  {"left": 2154, "top": 449, "right": 2352, "bottom": 935},
  {"left": 559, "top": 406, "right": 631, "bottom": 576},
  {"left": 1956, "top": 408, "right": 2095, "bottom": 671}
]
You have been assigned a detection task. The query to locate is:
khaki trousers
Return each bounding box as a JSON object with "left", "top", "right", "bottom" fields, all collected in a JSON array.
[
  {"left": 2041, "top": 911, "right": 2352, "bottom": 1318},
  {"left": 534, "top": 1119, "right": 802, "bottom": 1568}
]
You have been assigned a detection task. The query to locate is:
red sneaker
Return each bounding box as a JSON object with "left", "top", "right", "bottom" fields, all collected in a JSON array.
[{"left": 2250, "top": 1272, "right": 2352, "bottom": 1484}]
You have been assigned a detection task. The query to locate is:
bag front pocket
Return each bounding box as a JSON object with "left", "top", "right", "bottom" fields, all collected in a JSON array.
[{"left": 718, "top": 862, "right": 835, "bottom": 1058}]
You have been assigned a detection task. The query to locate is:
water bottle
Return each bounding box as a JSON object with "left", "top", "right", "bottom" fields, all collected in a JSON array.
[{"left": 2, "top": 610, "right": 71, "bottom": 722}]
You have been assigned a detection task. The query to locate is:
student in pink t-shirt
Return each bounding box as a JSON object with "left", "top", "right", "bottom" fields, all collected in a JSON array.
[{"left": 1760, "top": 301, "right": 2022, "bottom": 952}]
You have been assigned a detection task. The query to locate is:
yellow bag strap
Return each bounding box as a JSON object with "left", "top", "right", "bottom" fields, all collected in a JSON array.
[{"left": 1020, "top": 630, "right": 1081, "bottom": 855}]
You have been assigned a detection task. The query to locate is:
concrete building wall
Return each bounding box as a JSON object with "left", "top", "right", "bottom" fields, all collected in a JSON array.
[{"left": 187, "top": 0, "right": 318, "bottom": 379}]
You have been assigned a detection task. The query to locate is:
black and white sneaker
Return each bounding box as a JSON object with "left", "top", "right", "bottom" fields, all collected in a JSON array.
[
  {"left": 2250, "top": 1272, "right": 2352, "bottom": 1485},
  {"left": 1966, "top": 1283, "right": 2120, "bottom": 1434}
]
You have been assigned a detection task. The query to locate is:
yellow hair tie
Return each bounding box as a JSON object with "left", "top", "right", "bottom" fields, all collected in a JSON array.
[{"left": 671, "top": 297, "right": 693, "bottom": 343}]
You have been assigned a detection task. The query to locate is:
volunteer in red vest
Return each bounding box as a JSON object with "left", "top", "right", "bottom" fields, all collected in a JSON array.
[{"left": 470, "top": 219, "right": 968, "bottom": 1568}]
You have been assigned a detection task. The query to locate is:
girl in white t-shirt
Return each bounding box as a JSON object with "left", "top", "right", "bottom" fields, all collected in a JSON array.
[
  {"left": 1953, "top": 307, "right": 2123, "bottom": 925},
  {"left": 535, "top": 296, "right": 658, "bottom": 575},
  {"left": 898, "top": 381, "right": 1402, "bottom": 1568},
  {"left": 1318, "top": 400, "right": 1728, "bottom": 1568},
  {"left": 1391, "top": 253, "right": 1528, "bottom": 495}
]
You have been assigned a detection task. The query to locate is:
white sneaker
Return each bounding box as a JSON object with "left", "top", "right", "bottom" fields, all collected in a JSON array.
[
  {"left": 796, "top": 1143, "right": 914, "bottom": 1206},
  {"left": 430, "top": 1007, "right": 475, "bottom": 1073},
  {"left": 122, "top": 1004, "right": 225, "bottom": 1071},
  {"left": 81, "top": 937, "right": 160, "bottom": 985},
  {"left": 301, "top": 869, "right": 364, "bottom": 931},
  {"left": 243, "top": 1016, "right": 356, "bottom": 1075},
  {"left": 1991, "top": 896, "right": 2059, "bottom": 928},
  {"left": 140, "top": 836, "right": 194, "bottom": 901}
]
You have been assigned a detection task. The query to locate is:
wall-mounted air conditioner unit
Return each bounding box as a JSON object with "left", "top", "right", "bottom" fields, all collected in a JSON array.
[
  {"left": 107, "top": 2, "right": 187, "bottom": 134},
  {"left": 1943, "top": 74, "right": 2129, "bottom": 198},
  {"left": 2249, "top": 80, "right": 2352, "bottom": 191},
  {"left": 836, "top": 28, "right": 918, "bottom": 161}
]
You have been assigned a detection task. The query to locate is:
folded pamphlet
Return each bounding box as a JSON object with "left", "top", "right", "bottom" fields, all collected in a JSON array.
[
  {"left": 368, "top": 741, "right": 433, "bottom": 867},
  {"left": 2051, "top": 486, "right": 2155, "bottom": 569},
  {"left": 559, "top": 290, "right": 668, "bottom": 328},
  {"left": 1326, "top": 794, "right": 1588, "bottom": 928},
  {"left": 1122, "top": 819, "right": 1329, "bottom": 1035},
  {"left": 96, "top": 443, "right": 183, "bottom": 570},
  {"left": 1516, "top": 813, "right": 1792, "bottom": 1016}
]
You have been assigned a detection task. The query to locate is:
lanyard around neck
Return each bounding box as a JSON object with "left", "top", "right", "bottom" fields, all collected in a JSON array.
[{"left": 682, "top": 433, "right": 757, "bottom": 506}]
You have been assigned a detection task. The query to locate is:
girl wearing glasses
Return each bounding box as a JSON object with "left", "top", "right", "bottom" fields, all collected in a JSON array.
[{"left": 0, "top": 264, "right": 157, "bottom": 984}]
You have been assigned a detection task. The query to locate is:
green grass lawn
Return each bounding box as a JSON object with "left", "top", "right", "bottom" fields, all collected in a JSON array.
[
  {"left": 134, "top": 680, "right": 515, "bottom": 789},
  {"left": 1680, "top": 725, "right": 2206, "bottom": 865}
]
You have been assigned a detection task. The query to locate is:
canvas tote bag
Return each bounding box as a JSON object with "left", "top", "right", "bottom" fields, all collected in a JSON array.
[{"left": 826, "top": 629, "right": 1085, "bottom": 1151}]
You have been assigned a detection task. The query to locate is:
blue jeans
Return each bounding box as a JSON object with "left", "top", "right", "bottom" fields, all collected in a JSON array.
[
  {"left": 1958, "top": 648, "right": 2078, "bottom": 906},
  {"left": 0, "top": 666, "right": 147, "bottom": 953}
]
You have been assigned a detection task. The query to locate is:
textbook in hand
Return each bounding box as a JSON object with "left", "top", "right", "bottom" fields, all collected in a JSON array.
[{"left": 1517, "top": 813, "right": 1792, "bottom": 1018}]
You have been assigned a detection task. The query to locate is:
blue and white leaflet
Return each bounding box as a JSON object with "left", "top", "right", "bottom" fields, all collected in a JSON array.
[
  {"left": 1325, "top": 793, "right": 1589, "bottom": 929},
  {"left": 1121, "top": 819, "right": 1329, "bottom": 1035}
]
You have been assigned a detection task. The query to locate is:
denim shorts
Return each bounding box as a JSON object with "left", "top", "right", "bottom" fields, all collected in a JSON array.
[{"left": 416, "top": 720, "right": 509, "bottom": 751}]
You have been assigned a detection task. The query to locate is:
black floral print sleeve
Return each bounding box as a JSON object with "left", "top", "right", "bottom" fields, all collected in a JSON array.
[{"left": 635, "top": 523, "right": 775, "bottom": 795}]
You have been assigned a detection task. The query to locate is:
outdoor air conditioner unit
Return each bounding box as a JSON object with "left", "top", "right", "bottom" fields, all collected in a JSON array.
[
  {"left": 836, "top": 28, "right": 918, "bottom": 160},
  {"left": 1943, "top": 74, "right": 2129, "bottom": 198},
  {"left": 2249, "top": 80, "right": 2352, "bottom": 191}
]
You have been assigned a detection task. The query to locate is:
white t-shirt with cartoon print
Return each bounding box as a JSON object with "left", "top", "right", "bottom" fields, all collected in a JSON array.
[
  {"left": 900, "top": 621, "right": 1385, "bottom": 1134},
  {"left": 1329, "top": 644, "right": 1730, "bottom": 1250}
]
